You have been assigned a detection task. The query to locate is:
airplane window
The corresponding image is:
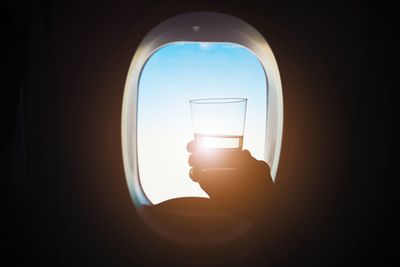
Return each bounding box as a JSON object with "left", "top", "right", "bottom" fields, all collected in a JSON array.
[
  {"left": 121, "top": 14, "right": 284, "bottom": 240},
  {"left": 137, "top": 42, "right": 267, "bottom": 204}
]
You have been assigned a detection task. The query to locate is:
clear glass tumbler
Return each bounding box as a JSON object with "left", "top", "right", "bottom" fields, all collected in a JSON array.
[{"left": 189, "top": 98, "right": 247, "bottom": 150}]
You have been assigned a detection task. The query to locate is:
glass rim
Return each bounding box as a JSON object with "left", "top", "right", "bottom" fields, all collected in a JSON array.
[{"left": 189, "top": 97, "right": 247, "bottom": 104}]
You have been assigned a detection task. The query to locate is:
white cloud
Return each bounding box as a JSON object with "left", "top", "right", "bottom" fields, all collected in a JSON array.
[{"left": 199, "top": 42, "right": 211, "bottom": 49}]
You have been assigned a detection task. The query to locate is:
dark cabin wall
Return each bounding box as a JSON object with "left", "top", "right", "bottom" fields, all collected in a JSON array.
[{"left": 2, "top": 0, "right": 395, "bottom": 266}]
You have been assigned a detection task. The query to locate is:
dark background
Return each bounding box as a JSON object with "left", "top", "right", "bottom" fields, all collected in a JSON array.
[{"left": 1, "top": 0, "right": 395, "bottom": 266}]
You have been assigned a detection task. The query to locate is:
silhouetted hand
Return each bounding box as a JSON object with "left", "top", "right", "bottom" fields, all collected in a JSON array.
[
  {"left": 187, "top": 141, "right": 313, "bottom": 264},
  {"left": 187, "top": 140, "right": 283, "bottom": 226}
]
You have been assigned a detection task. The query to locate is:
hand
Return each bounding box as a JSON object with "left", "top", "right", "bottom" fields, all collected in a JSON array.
[{"left": 187, "top": 140, "right": 279, "bottom": 225}]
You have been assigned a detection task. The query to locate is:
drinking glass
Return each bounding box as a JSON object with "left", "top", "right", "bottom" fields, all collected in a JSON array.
[{"left": 189, "top": 98, "right": 247, "bottom": 151}]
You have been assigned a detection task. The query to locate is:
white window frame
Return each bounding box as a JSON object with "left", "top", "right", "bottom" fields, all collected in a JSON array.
[{"left": 122, "top": 12, "right": 283, "bottom": 206}]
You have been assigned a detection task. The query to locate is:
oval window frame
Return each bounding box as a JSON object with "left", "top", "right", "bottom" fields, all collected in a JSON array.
[{"left": 122, "top": 11, "right": 283, "bottom": 207}]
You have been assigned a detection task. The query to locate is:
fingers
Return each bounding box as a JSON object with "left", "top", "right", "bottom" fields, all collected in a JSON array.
[
  {"left": 187, "top": 141, "right": 270, "bottom": 185},
  {"left": 189, "top": 167, "right": 237, "bottom": 184},
  {"left": 189, "top": 167, "right": 221, "bottom": 182},
  {"left": 188, "top": 150, "right": 243, "bottom": 169},
  {"left": 188, "top": 146, "right": 269, "bottom": 173},
  {"left": 189, "top": 168, "right": 206, "bottom": 182},
  {"left": 186, "top": 140, "right": 197, "bottom": 153}
]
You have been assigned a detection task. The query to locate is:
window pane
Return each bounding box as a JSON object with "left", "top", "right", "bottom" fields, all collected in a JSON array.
[{"left": 137, "top": 43, "right": 267, "bottom": 204}]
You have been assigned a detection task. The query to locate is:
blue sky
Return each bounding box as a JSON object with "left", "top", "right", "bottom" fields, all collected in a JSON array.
[{"left": 137, "top": 42, "right": 267, "bottom": 204}]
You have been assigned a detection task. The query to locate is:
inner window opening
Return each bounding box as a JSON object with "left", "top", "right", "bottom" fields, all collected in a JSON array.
[{"left": 137, "top": 42, "right": 267, "bottom": 204}]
